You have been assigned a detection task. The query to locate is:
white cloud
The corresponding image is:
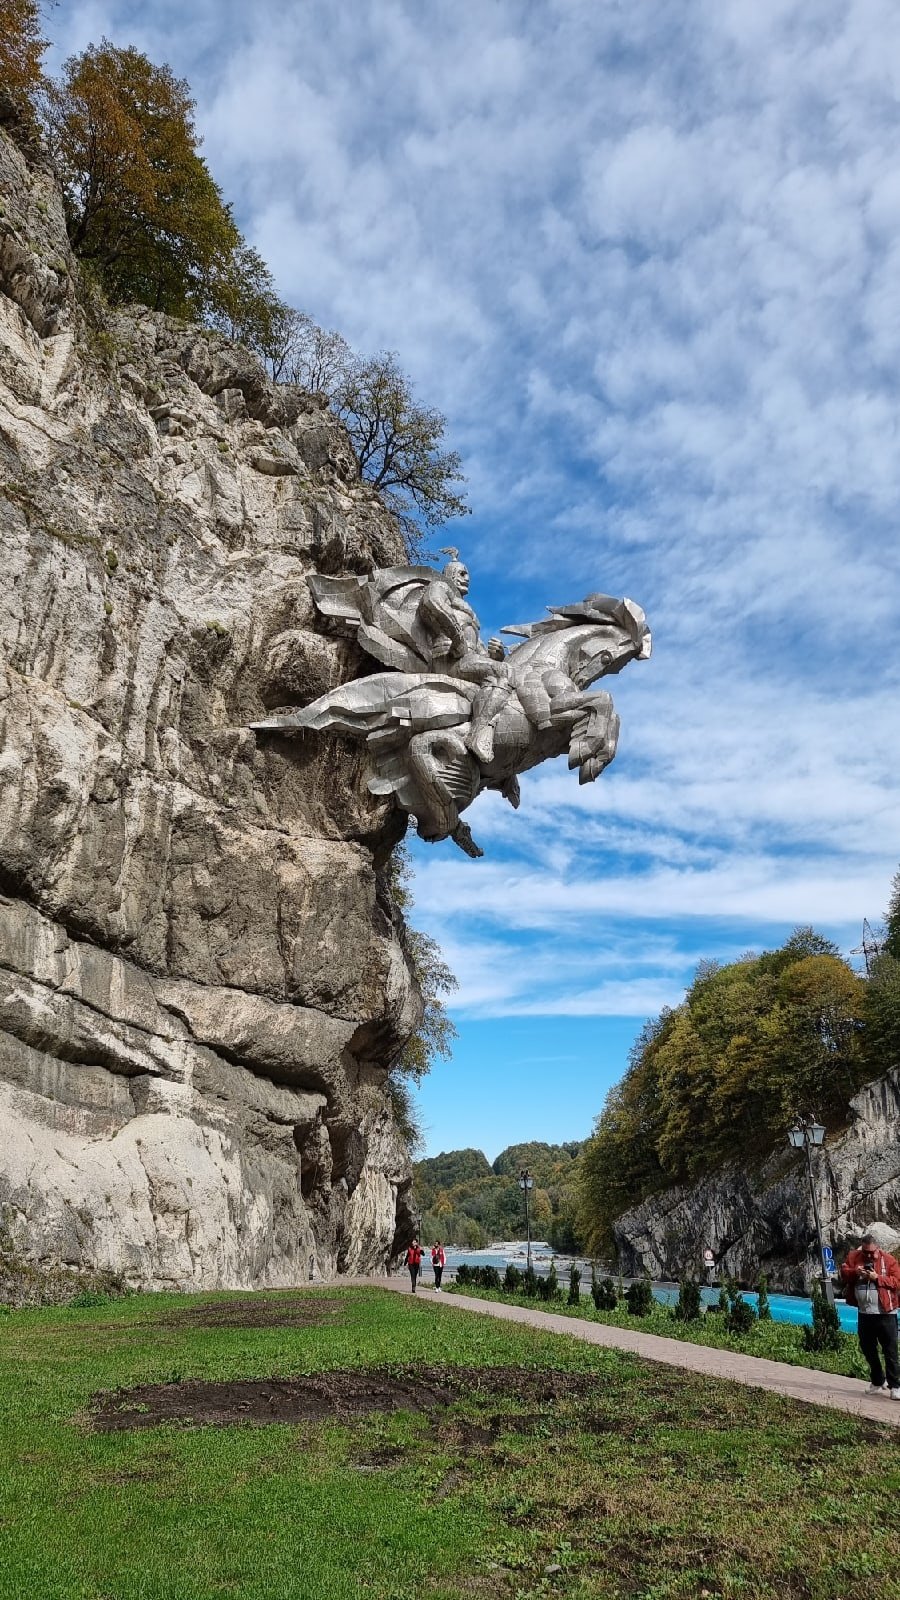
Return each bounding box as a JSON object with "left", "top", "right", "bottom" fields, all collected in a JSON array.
[{"left": 46, "top": 0, "right": 900, "bottom": 1038}]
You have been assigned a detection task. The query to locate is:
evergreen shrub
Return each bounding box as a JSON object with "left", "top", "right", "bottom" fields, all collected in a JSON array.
[
  {"left": 802, "top": 1282, "right": 843, "bottom": 1352},
  {"left": 591, "top": 1274, "right": 617, "bottom": 1311},
  {"left": 757, "top": 1273, "right": 772, "bottom": 1321},
  {"left": 625, "top": 1278, "right": 654, "bottom": 1316},
  {"left": 673, "top": 1277, "right": 702, "bottom": 1321}
]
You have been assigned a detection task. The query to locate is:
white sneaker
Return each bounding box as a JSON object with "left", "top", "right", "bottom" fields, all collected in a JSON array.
[
  {"left": 867, "top": 1383, "right": 887, "bottom": 1394},
  {"left": 890, "top": 1388, "right": 900, "bottom": 1401}
]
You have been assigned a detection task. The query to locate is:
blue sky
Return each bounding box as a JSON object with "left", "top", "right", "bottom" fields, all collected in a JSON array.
[{"left": 47, "top": 2, "right": 900, "bottom": 1162}]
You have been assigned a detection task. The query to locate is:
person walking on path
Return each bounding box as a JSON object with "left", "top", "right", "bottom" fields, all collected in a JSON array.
[
  {"left": 840, "top": 1234, "right": 900, "bottom": 1398},
  {"left": 405, "top": 1239, "right": 423, "bottom": 1293},
  {"left": 431, "top": 1242, "right": 446, "bottom": 1291}
]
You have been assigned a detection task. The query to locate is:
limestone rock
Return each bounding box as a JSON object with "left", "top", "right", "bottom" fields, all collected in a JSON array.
[
  {"left": 613, "top": 1066, "right": 900, "bottom": 1289},
  {"left": 0, "top": 121, "right": 420, "bottom": 1289}
]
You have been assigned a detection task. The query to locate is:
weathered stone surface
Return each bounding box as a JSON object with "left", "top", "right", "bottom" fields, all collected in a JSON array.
[
  {"left": 614, "top": 1067, "right": 900, "bottom": 1289},
  {"left": 0, "top": 123, "right": 418, "bottom": 1289}
]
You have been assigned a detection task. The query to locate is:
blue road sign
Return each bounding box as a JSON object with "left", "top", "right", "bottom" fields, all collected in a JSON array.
[{"left": 822, "top": 1246, "right": 835, "bottom": 1268}]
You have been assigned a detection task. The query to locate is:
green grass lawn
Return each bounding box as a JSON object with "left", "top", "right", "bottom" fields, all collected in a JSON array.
[
  {"left": 0, "top": 1286, "right": 895, "bottom": 1600},
  {"left": 444, "top": 1285, "right": 871, "bottom": 1379}
]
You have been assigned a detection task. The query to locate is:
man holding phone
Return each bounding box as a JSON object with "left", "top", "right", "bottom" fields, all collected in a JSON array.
[{"left": 840, "top": 1233, "right": 900, "bottom": 1397}]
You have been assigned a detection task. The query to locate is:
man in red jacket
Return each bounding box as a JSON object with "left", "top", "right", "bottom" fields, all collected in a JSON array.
[{"left": 840, "top": 1234, "right": 900, "bottom": 1398}]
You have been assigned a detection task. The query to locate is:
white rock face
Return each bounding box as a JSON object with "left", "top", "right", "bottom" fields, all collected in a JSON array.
[
  {"left": 0, "top": 119, "right": 420, "bottom": 1288},
  {"left": 613, "top": 1067, "right": 900, "bottom": 1288}
]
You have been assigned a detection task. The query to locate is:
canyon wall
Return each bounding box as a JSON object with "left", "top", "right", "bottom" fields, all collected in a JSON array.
[
  {"left": 614, "top": 1067, "right": 900, "bottom": 1288},
  {"left": 0, "top": 114, "right": 421, "bottom": 1288}
]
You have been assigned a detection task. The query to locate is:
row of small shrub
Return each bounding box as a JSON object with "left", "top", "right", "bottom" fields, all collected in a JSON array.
[{"left": 453, "top": 1262, "right": 844, "bottom": 1353}]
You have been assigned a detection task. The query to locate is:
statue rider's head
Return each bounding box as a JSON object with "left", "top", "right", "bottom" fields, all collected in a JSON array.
[{"left": 444, "top": 560, "right": 470, "bottom": 597}]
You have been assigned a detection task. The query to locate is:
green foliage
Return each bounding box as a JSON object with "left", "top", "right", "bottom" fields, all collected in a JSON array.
[
  {"left": 384, "top": 1075, "right": 424, "bottom": 1157},
  {"left": 865, "top": 952, "right": 900, "bottom": 1079},
  {"left": 578, "top": 929, "right": 868, "bottom": 1250},
  {"left": 384, "top": 845, "right": 457, "bottom": 1089},
  {"left": 625, "top": 1278, "right": 654, "bottom": 1317},
  {"left": 455, "top": 1263, "right": 501, "bottom": 1291},
  {"left": 413, "top": 1135, "right": 584, "bottom": 1249},
  {"left": 44, "top": 43, "right": 244, "bottom": 320},
  {"left": 726, "top": 1292, "right": 757, "bottom": 1337},
  {"left": 884, "top": 868, "right": 900, "bottom": 961},
  {"left": 205, "top": 241, "right": 286, "bottom": 358},
  {"left": 802, "top": 1282, "right": 842, "bottom": 1352},
  {"left": 503, "top": 1263, "right": 522, "bottom": 1294},
  {"left": 757, "top": 1273, "right": 772, "bottom": 1321},
  {"left": 673, "top": 1277, "right": 702, "bottom": 1322},
  {"left": 590, "top": 1270, "right": 618, "bottom": 1311},
  {"left": 416, "top": 1148, "right": 492, "bottom": 1192},
  {"left": 567, "top": 1264, "right": 582, "bottom": 1305},
  {"left": 521, "top": 1265, "right": 539, "bottom": 1298},
  {"left": 537, "top": 1263, "right": 560, "bottom": 1303}
]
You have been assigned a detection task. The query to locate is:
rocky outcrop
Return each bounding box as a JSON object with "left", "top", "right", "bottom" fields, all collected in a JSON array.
[
  {"left": 614, "top": 1067, "right": 900, "bottom": 1289},
  {"left": 0, "top": 121, "right": 420, "bottom": 1288}
]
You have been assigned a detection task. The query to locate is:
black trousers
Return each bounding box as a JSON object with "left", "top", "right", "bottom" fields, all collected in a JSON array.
[
  {"left": 858, "top": 1312, "right": 899, "bottom": 1388},
  {"left": 408, "top": 1265, "right": 419, "bottom": 1292},
  {"left": 433, "top": 1265, "right": 443, "bottom": 1288}
]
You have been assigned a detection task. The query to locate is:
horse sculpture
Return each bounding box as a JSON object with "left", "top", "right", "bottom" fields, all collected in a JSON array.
[{"left": 252, "top": 559, "right": 650, "bottom": 856}]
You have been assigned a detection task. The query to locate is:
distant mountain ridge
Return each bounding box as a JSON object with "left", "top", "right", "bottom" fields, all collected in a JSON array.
[{"left": 413, "top": 1141, "right": 583, "bottom": 1249}]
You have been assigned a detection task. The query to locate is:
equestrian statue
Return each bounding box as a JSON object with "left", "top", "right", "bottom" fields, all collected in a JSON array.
[{"left": 251, "top": 554, "right": 651, "bottom": 857}]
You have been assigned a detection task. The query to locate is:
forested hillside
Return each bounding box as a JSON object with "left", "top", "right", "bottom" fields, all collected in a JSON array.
[
  {"left": 414, "top": 1142, "right": 583, "bottom": 1249},
  {"left": 578, "top": 890, "right": 900, "bottom": 1255}
]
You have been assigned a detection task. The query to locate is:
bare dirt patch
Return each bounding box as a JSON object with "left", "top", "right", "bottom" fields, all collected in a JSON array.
[
  {"left": 89, "top": 1362, "right": 611, "bottom": 1434},
  {"left": 91, "top": 1366, "right": 459, "bottom": 1431}
]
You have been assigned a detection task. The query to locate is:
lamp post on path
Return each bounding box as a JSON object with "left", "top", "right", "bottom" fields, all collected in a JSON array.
[
  {"left": 788, "top": 1116, "right": 835, "bottom": 1307},
  {"left": 519, "top": 1169, "right": 534, "bottom": 1274}
]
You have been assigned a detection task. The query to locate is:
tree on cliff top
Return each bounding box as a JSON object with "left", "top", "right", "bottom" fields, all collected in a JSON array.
[
  {"left": 0, "top": 2, "right": 46, "bottom": 122},
  {"left": 265, "top": 316, "right": 470, "bottom": 550},
  {"left": 43, "top": 42, "right": 243, "bottom": 320}
]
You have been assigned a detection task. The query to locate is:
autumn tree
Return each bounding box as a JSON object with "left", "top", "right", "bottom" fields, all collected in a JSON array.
[
  {"left": 577, "top": 931, "right": 869, "bottom": 1252},
  {"left": 0, "top": 1, "right": 46, "bottom": 123},
  {"left": 43, "top": 42, "right": 241, "bottom": 318}
]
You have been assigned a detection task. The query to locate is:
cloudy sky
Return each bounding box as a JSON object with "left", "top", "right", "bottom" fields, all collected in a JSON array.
[{"left": 47, "top": 2, "right": 900, "bottom": 1159}]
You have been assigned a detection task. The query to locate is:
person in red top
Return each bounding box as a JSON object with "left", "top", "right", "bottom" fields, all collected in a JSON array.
[
  {"left": 405, "top": 1239, "right": 423, "bottom": 1293},
  {"left": 431, "top": 1242, "right": 446, "bottom": 1292},
  {"left": 839, "top": 1233, "right": 900, "bottom": 1398}
]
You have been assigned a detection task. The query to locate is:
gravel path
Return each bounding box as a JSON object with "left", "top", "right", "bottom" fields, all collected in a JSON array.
[{"left": 352, "top": 1275, "right": 900, "bottom": 1427}]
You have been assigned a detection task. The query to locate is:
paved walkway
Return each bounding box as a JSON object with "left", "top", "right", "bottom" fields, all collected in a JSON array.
[{"left": 351, "top": 1275, "right": 900, "bottom": 1428}]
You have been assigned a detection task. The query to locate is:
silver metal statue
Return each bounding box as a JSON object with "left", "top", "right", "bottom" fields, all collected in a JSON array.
[{"left": 252, "top": 556, "right": 650, "bottom": 856}]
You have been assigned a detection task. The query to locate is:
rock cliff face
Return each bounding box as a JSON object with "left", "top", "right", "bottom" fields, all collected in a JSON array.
[
  {"left": 0, "top": 117, "right": 421, "bottom": 1288},
  {"left": 614, "top": 1067, "right": 900, "bottom": 1289}
]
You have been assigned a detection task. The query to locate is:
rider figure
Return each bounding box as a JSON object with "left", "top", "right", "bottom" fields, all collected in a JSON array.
[{"left": 417, "top": 559, "right": 512, "bottom": 764}]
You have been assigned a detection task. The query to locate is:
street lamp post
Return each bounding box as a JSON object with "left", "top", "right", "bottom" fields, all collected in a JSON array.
[
  {"left": 519, "top": 1169, "right": 534, "bottom": 1273},
  {"left": 788, "top": 1116, "right": 835, "bottom": 1307}
]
